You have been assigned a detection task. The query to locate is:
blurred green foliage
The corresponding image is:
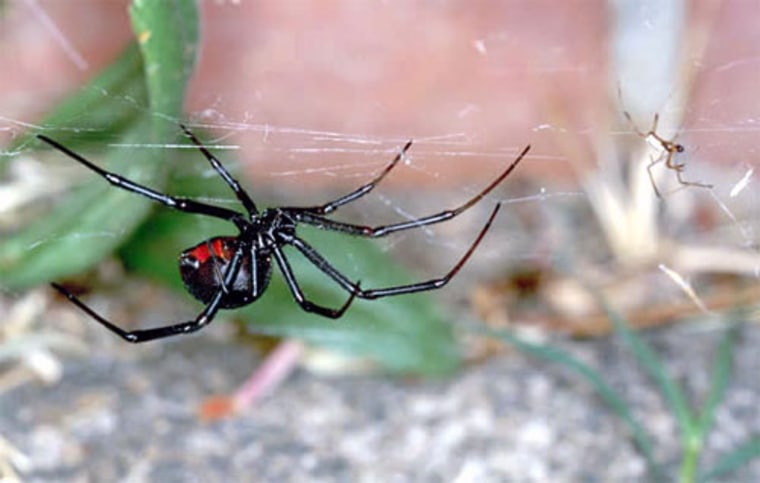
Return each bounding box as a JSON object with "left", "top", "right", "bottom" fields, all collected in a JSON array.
[{"left": 0, "top": 0, "right": 460, "bottom": 376}]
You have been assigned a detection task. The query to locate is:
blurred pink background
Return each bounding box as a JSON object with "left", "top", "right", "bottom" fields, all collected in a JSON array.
[{"left": 1, "top": 1, "right": 758, "bottom": 190}]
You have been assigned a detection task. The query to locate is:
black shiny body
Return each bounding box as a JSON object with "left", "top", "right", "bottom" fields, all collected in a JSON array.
[
  {"left": 179, "top": 237, "right": 259, "bottom": 308},
  {"left": 41, "top": 126, "right": 529, "bottom": 343}
]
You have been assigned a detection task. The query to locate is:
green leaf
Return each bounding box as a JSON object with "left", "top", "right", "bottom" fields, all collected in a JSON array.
[
  {"left": 129, "top": 0, "right": 199, "bottom": 138},
  {"left": 1, "top": 0, "right": 200, "bottom": 289},
  {"left": 119, "top": 148, "right": 461, "bottom": 375},
  {"left": 122, "top": 210, "right": 461, "bottom": 376}
]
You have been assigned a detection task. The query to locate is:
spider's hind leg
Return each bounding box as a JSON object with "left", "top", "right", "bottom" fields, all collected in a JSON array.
[
  {"left": 50, "top": 246, "right": 246, "bottom": 343},
  {"left": 51, "top": 283, "right": 222, "bottom": 342}
]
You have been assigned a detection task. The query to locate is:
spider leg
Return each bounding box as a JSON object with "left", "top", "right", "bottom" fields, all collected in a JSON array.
[
  {"left": 675, "top": 171, "right": 713, "bottom": 189},
  {"left": 52, "top": 283, "right": 223, "bottom": 342},
  {"left": 180, "top": 124, "right": 259, "bottom": 216},
  {"left": 287, "top": 145, "right": 528, "bottom": 238},
  {"left": 645, "top": 147, "right": 712, "bottom": 196},
  {"left": 646, "top": 154, "right": 664, "bottom": 198},
  {"left": 622, "top": 110, "right": 647, "bottom": 138},
  {"left": 663, "top": 150, "right": 685, "bottom": 171},
  {"left": 37, "top": 135, "right": 245, "bottom": 223},
  {"left": 650, "top": 113, "right": 660, "bottom": 134},
  {"left": 51, "top": 248, "right": 245, "bottom": 343},
  {"left": 272, "top": 245, "right": 358, "bottom": 318},
  {"left": 298, "top": 140, "right": 413, "bottom": 215},
  {"left": 281, "top": 203, "right": 502, "bottom": 299}
]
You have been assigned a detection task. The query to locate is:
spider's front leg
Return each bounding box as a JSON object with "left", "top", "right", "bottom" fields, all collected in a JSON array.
[
  {"left": 36, "top": 134, "right": 245, "bottom": 224},
  {"left": 286, "top": 145, "right": 529, "bottom": 239},
  {"left": 297, "top": 141, "right": 413, "bottom": 216}
]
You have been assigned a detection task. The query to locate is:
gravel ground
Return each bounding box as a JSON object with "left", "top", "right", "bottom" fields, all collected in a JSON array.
[
  {"left": 2, "top": 188, "right": 759, "bottom": 482},
  {"left": 1, "top": 307, "right": 758, "bottom": 482}
]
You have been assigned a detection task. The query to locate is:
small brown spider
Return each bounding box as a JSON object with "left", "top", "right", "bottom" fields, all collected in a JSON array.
[{"left": 623, "top": 111, "right": 712, "bottom": 197}]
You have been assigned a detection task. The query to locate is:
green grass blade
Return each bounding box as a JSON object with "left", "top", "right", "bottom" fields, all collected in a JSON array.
[
  {"left": 701, "top": 436, "right": 760, "bottom": 482},
  {"left": 474, "top": 325, "right": 663, "bottom": 482},
  {"left": 695, "top": 325, "right": 737, "bottom": 440},
  {"left": 602, "top": 301, "right": 696, "bottom": 442}
]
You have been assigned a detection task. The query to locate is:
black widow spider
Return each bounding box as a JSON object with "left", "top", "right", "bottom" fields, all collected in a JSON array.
[{"left": 38, "top": 127, "right": 530, "bottom": 343}]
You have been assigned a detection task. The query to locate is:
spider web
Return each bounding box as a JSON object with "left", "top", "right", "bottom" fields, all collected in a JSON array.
[
  {"left": 2, "top": 2, "right": 760, "bottom": 307},
  {"left": 2, "top": 3, "right": 760, "bottom": 480}
]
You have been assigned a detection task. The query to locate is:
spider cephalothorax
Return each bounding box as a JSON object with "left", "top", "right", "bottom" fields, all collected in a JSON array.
[{"left": 40, "top": 126, "right": 529, "bottom": 343}]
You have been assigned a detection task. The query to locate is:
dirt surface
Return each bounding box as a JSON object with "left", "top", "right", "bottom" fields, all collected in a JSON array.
[
  {"left": 2, "top": 187, "right": 759, "bottom": 482},
  {"left": 1, "top": 305, "right": 758, "bottom": 482}
]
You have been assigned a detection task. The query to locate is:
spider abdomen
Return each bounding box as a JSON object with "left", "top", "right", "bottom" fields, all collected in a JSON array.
[{"left": 179, "top": 237, "right": 272, "bottom": 309}]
